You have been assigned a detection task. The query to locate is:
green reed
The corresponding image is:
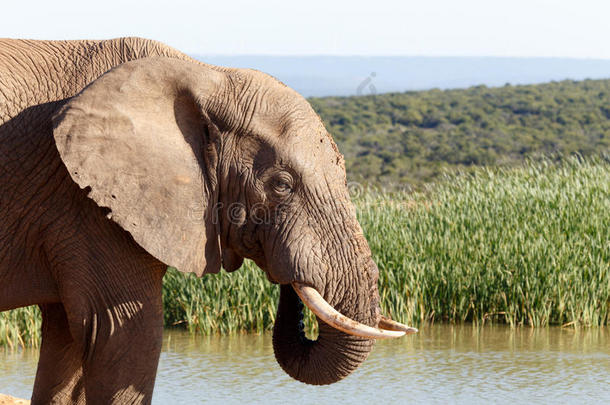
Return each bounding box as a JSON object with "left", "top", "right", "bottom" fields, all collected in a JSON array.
[
  {"left": 1, "top": 157, "right": 608, "bottom": 347},
  {"left": 0, "top": 306, "right": 41, "bottom": 349},
  {"left": 366, "top": 157, "right": 609, "bottom": 328},
  {"left": 162, "top": 261, "right": 279, "bottom": 335}
]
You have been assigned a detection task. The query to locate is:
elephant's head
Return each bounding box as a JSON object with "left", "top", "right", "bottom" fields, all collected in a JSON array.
[{"left": 53, "top": 57, "right": 415, "bottom": 385}]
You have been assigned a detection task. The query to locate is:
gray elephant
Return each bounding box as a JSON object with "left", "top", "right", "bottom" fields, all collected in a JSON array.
[{"left": 0, "top": 37, "right": 415, "bottom": 404}]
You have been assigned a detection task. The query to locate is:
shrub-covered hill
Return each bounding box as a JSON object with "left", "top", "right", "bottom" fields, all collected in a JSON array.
[{"left": 310, "top": 79, "right": 610, "bottom": 187}]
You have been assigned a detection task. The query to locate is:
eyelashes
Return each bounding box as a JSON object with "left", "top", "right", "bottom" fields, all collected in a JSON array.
[{"left": 271, "top": 172, "right": 294, "bottom": 196}]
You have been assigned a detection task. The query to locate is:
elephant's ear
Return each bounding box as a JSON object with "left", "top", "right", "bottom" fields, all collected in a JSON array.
[{"left": 53, "top": 57, "right": 226, "bottom": 276}]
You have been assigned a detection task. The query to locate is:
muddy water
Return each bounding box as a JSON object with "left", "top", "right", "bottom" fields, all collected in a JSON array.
[{"left": 1, "top": 325, "right": 609, "bottom": 404}]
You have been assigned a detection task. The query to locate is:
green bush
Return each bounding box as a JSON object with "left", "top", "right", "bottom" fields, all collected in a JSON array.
[{"left": 310, "top": 79, "right": 610, "bottom": 186}]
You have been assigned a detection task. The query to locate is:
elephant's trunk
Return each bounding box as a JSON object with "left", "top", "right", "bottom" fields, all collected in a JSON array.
[{"left": 272, "top": 284, "right": 375, "bottom": 385}]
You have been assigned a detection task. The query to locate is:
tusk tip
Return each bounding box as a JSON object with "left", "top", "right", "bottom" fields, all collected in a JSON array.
[{"left": 378, "top": 315, "right": 419, "bottom": 335}]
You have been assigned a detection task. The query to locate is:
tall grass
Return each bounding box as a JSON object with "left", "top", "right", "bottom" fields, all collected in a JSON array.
[
  {"left": 162, "top": 261, "right": 278, "bottom": 335},
  {"left": 1, "top": 158, "right": 608, "bottom": 347},
  {"left": 367, "top": 157, "right": 609, "bottom": 328},
  {"left": 0, "top": 306, "right": 41, "bottom": 349}
]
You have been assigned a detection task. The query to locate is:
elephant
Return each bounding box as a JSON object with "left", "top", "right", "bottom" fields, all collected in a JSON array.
[{"left": 0, "top": 37, "right": 416, "bottom": 403}]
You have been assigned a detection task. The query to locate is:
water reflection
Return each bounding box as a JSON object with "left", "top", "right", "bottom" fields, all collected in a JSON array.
[{"left": 1, "top": 325, "right": 609, "bottom": 403}]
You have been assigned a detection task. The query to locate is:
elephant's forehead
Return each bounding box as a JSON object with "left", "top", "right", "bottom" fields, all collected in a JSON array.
[
  {"left": 282, "top": 129, "right": 346, "bottom": 185},
  {"left": 250, "top": 82, "right": 346, "bottom": 184}
]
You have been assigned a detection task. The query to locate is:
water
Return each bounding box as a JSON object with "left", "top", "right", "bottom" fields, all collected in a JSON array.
[{"left": 1, "top": 325, "right": 609, "bottom": 404}]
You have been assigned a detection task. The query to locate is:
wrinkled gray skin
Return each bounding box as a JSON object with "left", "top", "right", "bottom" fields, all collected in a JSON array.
[{"left": 0, "top": 38, "right": 380, "bottom": 403}]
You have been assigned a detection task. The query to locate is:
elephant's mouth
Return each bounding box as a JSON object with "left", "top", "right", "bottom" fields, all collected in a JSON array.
[{"left": 290, "top": 282, "right": 417, "bottom": 339}]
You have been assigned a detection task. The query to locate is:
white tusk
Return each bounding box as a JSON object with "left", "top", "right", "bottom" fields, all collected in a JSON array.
[
  {"left": 291, "top": 283, "right": 406, "bottom": 339},
  {"left": 379, "top": 316, "right": 418, "bottom": 334}
]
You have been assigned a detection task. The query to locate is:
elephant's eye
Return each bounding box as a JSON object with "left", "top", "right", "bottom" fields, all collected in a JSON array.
[{"left": 271, "top": 173, "right": 293, "bottom": 196}]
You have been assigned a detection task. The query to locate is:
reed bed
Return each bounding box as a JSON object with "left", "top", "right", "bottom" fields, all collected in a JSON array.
[
  {"left": 367, "top": 157, "right": 609, "bottom": 328},
  {"left": 0, "top": 306, "right": 41, "bottom": 349},
  {"left": 1, "top": 158, "right": 608, "bottom": 347}
]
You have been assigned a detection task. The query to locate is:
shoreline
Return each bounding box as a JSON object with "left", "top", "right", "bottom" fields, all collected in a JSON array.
[{"left": 0, "top": 394, "right": 29, "bottom": 405}]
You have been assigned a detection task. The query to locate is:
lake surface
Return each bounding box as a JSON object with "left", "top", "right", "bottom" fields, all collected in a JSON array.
[{"left": 1, "top": 325, "right": 609, "bottom": 404}]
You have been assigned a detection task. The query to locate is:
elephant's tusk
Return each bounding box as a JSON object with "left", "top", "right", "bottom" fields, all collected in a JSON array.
[
  {"left": 378, "top": 315, "right": 418, "bottom": 334},
  {"left": 291, "top": 283, "right": 406, "bottom": 339}
]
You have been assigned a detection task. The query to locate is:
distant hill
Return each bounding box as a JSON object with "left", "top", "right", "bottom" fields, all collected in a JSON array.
[
  {"left": 193, "top": 55, "right": 610, "bottom": 97},
  {"left": 308, "top": 79, "right": 610, "bottom": 187}
]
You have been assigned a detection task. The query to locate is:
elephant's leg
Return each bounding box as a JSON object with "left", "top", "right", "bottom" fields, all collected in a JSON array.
[
  {"left": 83, "top": 294, "right": 164, "bottom": 404},
  {"left": 32, "top": 303, "right": 85, "bottom": 404},
  {"left": 41, "top": 186, "right": 168, "bottom": 403},
  {"left": 60, "top": 259, "right": 166, "bottom": 404}
]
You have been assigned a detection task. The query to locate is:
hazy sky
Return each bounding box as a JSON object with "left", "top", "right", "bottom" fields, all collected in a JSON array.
[{"left": 3, "top": 0, "right": 610, "bottom": 58}]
